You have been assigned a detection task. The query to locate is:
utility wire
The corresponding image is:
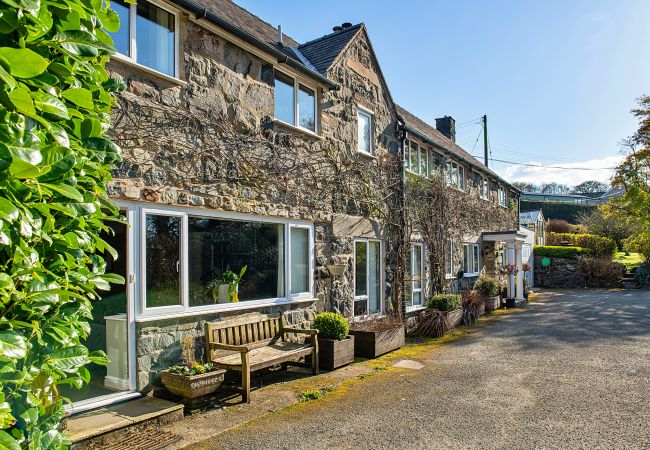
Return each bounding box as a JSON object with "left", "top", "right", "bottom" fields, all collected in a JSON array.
[
  {"left": 471, "top": 128, "right": 483, "bottom": 153},
  {"left": 470, "top": 155, "right": 618, "bottom": 171}
]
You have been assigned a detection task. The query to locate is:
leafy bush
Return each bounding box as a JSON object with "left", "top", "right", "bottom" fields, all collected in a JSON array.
[
  {"left": 547, "top": 219, "right": 571, "bottom": 233},
  {"left": 0, "top": 0, "right": 124, "bottom": 447},
  {"left": 461, "top": 291, "right": 483, "bottom": 326},
  {"left": 578, "top": 257, "right": 625, "bottom": 288},
  {"left": 474, "top": 275, "right": 500, "bottom": 297},
  {"left": 408, "top": 310, "right": 451, "bottom": 338},
  {"left": 428, "top": 294, "right": 461, "bottom": 311},
  {"left": 313, "top": 312, "right": 348, "bottom": 340},
  {"left": 535, "top": 246, "right": 592, "bottom": 258},
  {"left": 634, "top": 264, "right": 650, "bottom": 287},
  {"left": 546, "top": 232, "right": 616, "bottom": 256}
]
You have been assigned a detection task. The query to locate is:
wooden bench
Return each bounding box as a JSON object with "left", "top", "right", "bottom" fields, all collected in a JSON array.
[{"left": 205, "top": 313, "right": 319, "bottom": 403}]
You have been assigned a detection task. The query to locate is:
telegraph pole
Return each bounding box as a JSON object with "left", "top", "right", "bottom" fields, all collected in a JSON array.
[{"left": 483, "top": 114, "right": 488, "bottom": 167}]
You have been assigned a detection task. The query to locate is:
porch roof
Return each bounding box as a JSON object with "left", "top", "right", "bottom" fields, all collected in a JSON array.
[{"left": 482, "top": 230, "right": 528, "bottom": 242}]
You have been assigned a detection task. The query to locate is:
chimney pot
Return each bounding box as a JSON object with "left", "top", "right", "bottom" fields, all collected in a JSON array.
[
  {"left": 277, "top": 25, "right": 283, "bottom": 46},
  {"left": 333, "top": 25, "right": 343, "bottom": 32},
  {"left": 435, "top": 116, "right": 456, "bottom": 143},
  {"left": 341, "top": 22, "right": 352, "bottom": 28}
]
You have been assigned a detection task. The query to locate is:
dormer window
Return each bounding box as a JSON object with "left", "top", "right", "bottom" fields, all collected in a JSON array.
[
  {"left": 108, "top": 0, "right": 178, "bottom": 78},
  {"left": 274, "top": 70, "right": 317, "bottom": 133}
]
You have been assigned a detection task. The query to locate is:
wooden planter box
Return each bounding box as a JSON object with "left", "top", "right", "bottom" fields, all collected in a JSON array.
[
  {"left": 349, "top": 324, "right": 405, "bottom": 358},
  {"left": 160, "top": 369, "right": 226, "bottom": 399},
  {"left": 445, "top": 309, "right": 463, "bottom": 328},
  {"left": 318, "top": 336, "right": 355, "bottom": 370},
  {"left": 483, "top": 296, "right": 499, "bottom": 312}
]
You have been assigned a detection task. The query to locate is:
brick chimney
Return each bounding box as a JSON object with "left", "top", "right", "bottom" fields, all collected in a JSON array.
[{"left": 435, "top": 116, "right": 456, "bottom": 143}]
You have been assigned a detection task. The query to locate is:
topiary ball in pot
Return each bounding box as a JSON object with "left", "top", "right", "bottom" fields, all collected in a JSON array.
[{"left": 313, "top": 312, "right": 349, "bottom": 340}]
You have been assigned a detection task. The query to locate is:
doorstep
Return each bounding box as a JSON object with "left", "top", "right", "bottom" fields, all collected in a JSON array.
[{"left": 64, "top": 396, "right": 183, "bottom": 446}]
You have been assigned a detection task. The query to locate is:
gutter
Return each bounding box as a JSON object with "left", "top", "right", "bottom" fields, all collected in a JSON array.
[
  {"left": 170, "top": 0, "right": 340, "bottom": 90},
  {"left": 400, "top": 123, "right": 521, "bottom": 194}
]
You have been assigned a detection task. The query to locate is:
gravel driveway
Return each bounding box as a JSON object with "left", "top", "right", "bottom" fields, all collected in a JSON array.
[{"left": 186, "top": 289, "right": 650, "bottom": 449}]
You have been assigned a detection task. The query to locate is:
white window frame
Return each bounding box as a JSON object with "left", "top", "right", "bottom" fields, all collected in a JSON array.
[
  {"left": 480, "top": 175, "right": 489, "bottom": 200},
  {"left": 110, "top": 0, "right": 181, "bottom": 80},
  {"left": 407, "top": 243, "right": 425, "bottom": 309},
  {"left": 353, "top": 238, "right": 383, "bottom": 319},
  {"left": 357, "top": 106, "right": 374, "bottom": 155},
  {"left": 446, "top": 160, "right": 465, "bottom": 191},
  {"left": 498, "top": 186, "right": 508, "bottom": 207},
  {"left": 273, "top": 69, "right": 319, "bottom": 134},
  {"left": 405, "top": 140, "right": 431, "bottom": 178},
  {"left": 136, "top": 203, "right": 314, "bottom": 319},
  {"left": 462, "top": 243, "right": 480, "bottom": 277}
]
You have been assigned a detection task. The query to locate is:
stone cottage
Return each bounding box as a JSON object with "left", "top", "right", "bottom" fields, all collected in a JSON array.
[{"left": 70, "top": 0, "right": 520, "bottom": 412}]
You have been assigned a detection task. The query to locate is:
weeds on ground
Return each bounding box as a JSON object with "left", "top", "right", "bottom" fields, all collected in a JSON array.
[{"left": 299, "top": 386, "right": 335, "bottom": 402}]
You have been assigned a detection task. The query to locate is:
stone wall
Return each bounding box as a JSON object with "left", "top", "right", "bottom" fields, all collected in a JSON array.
[{"left": 534, "top": 257, "right": 586, "bottom": 288}]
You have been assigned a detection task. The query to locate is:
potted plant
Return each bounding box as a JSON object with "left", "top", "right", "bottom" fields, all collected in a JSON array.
[
  {"left": 474, "top": 274, "right": 501, "bottom": 312},
  {"left": 499, "top": 264, "right": 519, "bottom": 307},
  {"left": 409, "top": 294, "right": 461, "bottom": 338},
  {"left": 522, "top": 262, "right": 532, "bottom": 299},
  {"left": 160, "top": 336, "right": 225, "bottom": 399},
  {"left": 312, "top": 312, "right": 355, "bottom": 370},
  {"left": 349, "top": 317, "right": 405, "bottom": 358},
  {"left": 213, "top": 265, "right": 247, "bottom": 303},
  {"left": 427, "top": 294, "right": 462, "bottom": 328}
]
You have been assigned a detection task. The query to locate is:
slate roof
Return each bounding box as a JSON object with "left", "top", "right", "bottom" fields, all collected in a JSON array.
[
  {"left": 298, "top": 24, "right": 364, "bottom": 74},
  {"left": 191, "top": 0, "right": 300, "bottom": 48},
  {"left": 396, "top": 105, "right": 516, "bottom": 189}
]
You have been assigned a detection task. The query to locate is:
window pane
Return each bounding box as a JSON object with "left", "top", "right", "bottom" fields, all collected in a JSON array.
[
  {"left": 146, "top": 214, "right": 181, "bottom": 308},
  {"left": 355, "top": 241, "right": 367, "bottom": 297},
  {"left": 473, "top": 245, "right": 480, "bottom": 273},
  {"left": 459, "top": 167, "right": 465, "bottom": 190},
  {"left": 108, "top": 0, "right": 130, "bottom": 56},
  {"left": 136, "top": 1, "right": 175, "bottom": 76},
  {"left": 403, "top": 141, "right": 410, "bottom": 170},
  {"left": 369, "top": 241, "right": 381, "bottom": 314},
  {"left": 290, "top": 228, "right": 309, "bottom": 294},
  {"left": 463, "top": 244, "right": 469, "bottom": 273},
  {"left": 357, "top": 111, "right": 371, "bottom": 153},
  {"left": 188, "top": 217, "right": 285, "bottom": 306},
  {"left": 413, "top": 245, "right": 422, "bottom": 290},
  {"left": 298, "top": 84, "right": 315, "bottom": 131},
  {"left": 274, "top": 71, "right": 294, "bottom": 124},
  {"left": 409, "top": 142, "right": 419, "bottom": 172},
  {"left": 420, "top": 149, "right": 428, "bottom": 176}
]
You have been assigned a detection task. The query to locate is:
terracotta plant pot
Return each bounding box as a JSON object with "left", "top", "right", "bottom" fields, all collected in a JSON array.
[
  {"left": 483, "top": 295, "right": 499, "bottom": 312},
  {"left": 349, "top": 324, "right": 405, "bottom": 358},
  {"left": 318, "top": 335, "right": 355, "bottom": 370},
  {"left": 160, "top": 369, "right": 226, "bottom": 399}
]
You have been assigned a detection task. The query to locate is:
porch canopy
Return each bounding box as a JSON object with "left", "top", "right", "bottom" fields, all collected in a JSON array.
[{"left": 482, "top": 230, "right": 527, "bottom": 300}]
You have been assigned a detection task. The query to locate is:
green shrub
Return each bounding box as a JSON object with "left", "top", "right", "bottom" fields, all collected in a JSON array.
[
  {"left": 546, "top": 232, "right": 616, "bottom": 256},
  {"left": 634, "top": 264, "right": 650, "bottom": 287},
  {"left": 474, "top": 275, "right": 501, "bottom": 297},
  {"left": 428, "top": 294, "right": 461, "bottom": 311},
  {"left": 578, "top": 256, "right": 625, "bottom": 288},
  {"left": 535, "top": 246, "right": 592, "bottom": 258},
  {"left": 313, "top": 312, "right": 349, "bottom": 340}
]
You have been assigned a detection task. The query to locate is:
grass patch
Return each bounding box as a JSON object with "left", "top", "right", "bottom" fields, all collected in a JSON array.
[
  {"left": 298, "top": 386, "right": 335, "bottom": 402},
  {"left": 613, "top": 252, "right": 644, "bottom": 269}
]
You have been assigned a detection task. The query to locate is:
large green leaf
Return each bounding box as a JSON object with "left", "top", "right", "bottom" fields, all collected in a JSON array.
[
  {"left": 61, "top": 87, "right": 93, "bottom": 109},
  {"left": 0, "top": 330, "right": 26, "bottom": 359},
  {"left": 52, "top": 30, "right": 112, "bottom": 57},
  {"left": 0, "top": 47, "right": 48, "bottom": 78},
  {"left": 40, "top": 182, "right": 83, "bottom": 201},
  {"left": 31, "top": 91, "right": 69, "bottom": 119},
  {"left": 8, "top": 86, "right": 35, "bottom": 115},
  {"left": 0, "top": 430, "right": 20, "bottom": 450},
  {"left": 0, "top": 198, "right": 18, "bottom": 222},
  {"left": 48, "top": 345, "right": 88, "bottom": 371}
]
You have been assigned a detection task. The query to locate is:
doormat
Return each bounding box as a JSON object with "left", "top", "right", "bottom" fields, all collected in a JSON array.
[{"left": 109, "top": 428, "right": 181, "bottom": 450}]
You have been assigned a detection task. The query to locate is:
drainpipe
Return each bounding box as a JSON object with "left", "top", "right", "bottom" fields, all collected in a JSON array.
[{"left": 397, "top": 123, "right": 408, "bottom": 322}]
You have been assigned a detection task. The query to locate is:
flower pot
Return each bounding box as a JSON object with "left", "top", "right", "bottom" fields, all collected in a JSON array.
[
  {"left": 160, "top": 369, "right": 226, "bottom": 399},
  {"left": 216, "top": 284, "right": 238, "bottom": 303},
  {"left": 483, "top": 296, "right": 499, "bottom": 312},
  {"left": 349, "top": 324, "right": 405, "bottom": 358},
  {"left": 445, "top": 309, "right": 463, "bottom": 329},
  {"left": 505, "top": 298, "right": 516, "bottom": 308},
  {"left": 318, "top": 335, "right": 355, "bottom": 370}
]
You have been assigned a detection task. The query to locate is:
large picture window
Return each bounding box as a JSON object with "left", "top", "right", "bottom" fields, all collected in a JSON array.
[
  {"left": 274, "top": 70, "right": 317, "bottom": 133},
  {"left": 354, "top": 240, "right": 382, "bottom": 317},
  {"left": 108, "top": 0, "right": 177, "bottom": 77},
  {"left": 141, "top": 207, "right": 312, "bottom": 317}
]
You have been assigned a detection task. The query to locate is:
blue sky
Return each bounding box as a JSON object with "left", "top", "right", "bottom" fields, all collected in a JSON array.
[{"left": 237, "top": 0, "right": 650, "bottom": 186}]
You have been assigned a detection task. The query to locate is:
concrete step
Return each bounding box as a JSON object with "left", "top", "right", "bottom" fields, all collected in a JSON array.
[{"left": 65, "top": 396, "right": 183, "bottom": 449}]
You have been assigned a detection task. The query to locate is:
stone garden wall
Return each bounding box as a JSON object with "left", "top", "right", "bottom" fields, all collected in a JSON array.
[{"left": 534, "top": 257, "right": 586, "bottom": 288}]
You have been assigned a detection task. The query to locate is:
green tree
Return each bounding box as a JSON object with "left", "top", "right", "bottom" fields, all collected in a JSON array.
[
  {"left": 571, "top": 180, "right": 609, "bottom": 194},
  {"left": 0, "top": 0, "right": 125, "bottom": 447},
  {"left": 613, "top": 96, "right": 650, "bottom": 261},
  {"left": 577, "top": 203, "right": 639, "bottom": 251}
]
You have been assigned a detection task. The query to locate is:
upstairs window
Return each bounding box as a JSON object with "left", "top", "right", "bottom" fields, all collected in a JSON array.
[
  {"left": 274, "top": 70, "right": 317, "bottom": 133},
  {"left": 405, "top": 140, "right": 431, "bottom": 177},
  {"left": 498, "top": 186, "right": 508, "bottom": 207},
  {"left": 108, "top": 0, "right": 177, "bottom": 77},
  {"left": 480, "top": 176, "right": 489, "bottom": 200},
  {"left": 446, "top": 161, "right": 465, "bottom": 190},
  {"left": 357, "top": 108, "right": 373, "bottom": 154}
]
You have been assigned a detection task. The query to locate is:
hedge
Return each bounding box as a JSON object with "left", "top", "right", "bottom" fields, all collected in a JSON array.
[
  {"left": 428, "top": 294, "right": 461, "bottom": 311},
  {"left": 546, "top": 232, "right": 617, "bottom": 256},
  {"left": 535, "top": 246, "right": 592, "bottom": 258},
  {"left": 521, "top": 200, "right": 596, "bottom": 223}
]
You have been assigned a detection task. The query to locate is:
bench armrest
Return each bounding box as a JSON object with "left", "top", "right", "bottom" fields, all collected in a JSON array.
[
  {"left": 283, "top": 327, "right": 319, "bottom": 336},
  {"left": 208, "top": 342, "right": 250, "bottom": 353}
]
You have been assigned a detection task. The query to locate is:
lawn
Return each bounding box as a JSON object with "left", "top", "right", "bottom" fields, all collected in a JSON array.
[{"left": 613, "top": 252, "right": 645, "bottom": 269}]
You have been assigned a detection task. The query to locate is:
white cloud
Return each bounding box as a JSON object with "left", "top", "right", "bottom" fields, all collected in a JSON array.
[{"left": 498, "top": 155, "right": 623, "bottom": 187}]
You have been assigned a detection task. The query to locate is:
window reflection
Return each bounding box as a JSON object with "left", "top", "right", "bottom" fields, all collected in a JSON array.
[{"left": 136, "top": 1, "right": 175, "bottom": 76}]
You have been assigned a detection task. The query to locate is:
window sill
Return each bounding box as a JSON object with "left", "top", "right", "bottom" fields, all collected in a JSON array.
[
  {"left": 272, "top": 119, "right": 322, "bottom": 140},
  {"left": 135, "top": 296, "right": 318, "bottom": 322},
  {"left": 357, "top": 150, "right": 377, "bottom": 160},
  {"left": 406, "top": 305, "right": 427, "bottom": 313},
  {"left": 110, "top": 54, "right": 186, "bottom": 86}
]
